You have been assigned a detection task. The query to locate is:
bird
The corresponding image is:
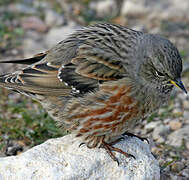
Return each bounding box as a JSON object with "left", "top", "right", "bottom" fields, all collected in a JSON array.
[{"left": 0, "top": 23, "right": 187, "bottom": 163}]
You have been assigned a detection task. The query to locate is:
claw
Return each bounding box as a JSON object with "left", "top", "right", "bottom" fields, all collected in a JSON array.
[
  {"left": 100, "top": 140, "right": 135, "bottom": 165},
  {"left": 123, "top": 132, "right": 149, "bottom": 144},
  {"left": 79, "top": 142, "right": 85, "bottom": 147}
]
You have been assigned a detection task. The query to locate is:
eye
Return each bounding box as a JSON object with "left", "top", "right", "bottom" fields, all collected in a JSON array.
[{"left": 155, "top": 70, "right": 164, "bottom": 77}]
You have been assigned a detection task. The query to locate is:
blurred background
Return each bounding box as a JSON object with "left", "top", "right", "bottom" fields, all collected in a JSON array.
[{"left": 0, "top": 0, "right": 188, "bottom": 179}]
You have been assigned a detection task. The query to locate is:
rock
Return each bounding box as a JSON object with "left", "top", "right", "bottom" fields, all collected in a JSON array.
[
  {"left": 183, "top": 111, "right": 189, "bottom": 124},
  {"left": 0, "top": 135, "right": 160, "bottom": 180},
  {"left": 169, "top": 120, "right": 182, "bottom": 130},
  {"left": 186, "top": 141, "right": 189, "bottom": 150},
  {"left": 152, "top": 124, "right": 170, "bottom": 141},
  {"left": 167, "top": 125, "right": 189, "bottom": 147},
  {"left": 180, "top": 169, "right": 189, "bottom": 178},
  {"left": 8, "top": 3, "right": 37, "bottom": 14},
  {"left": 45, "top": 9, "right": 65, "bottom": 27},
  {"left": 183, "top": 99, "right": 189, "bottom": 109},
  {"left": 121, "top": 0, "right": 149, "bottom": 17},
  {"left": 145, "top": 121, "right": 161, "bottom": 130},
  {"left": 90, "top": 0, "right": 118, "bottom": 18},
  {"left": 22, "top": 38, "right": 46, "bottom": 57},
  {"left": 21, "top": 30, "right": 46, "bottom": 57},
  {"left": 21, "top": 16, "right": 48, "bottom": 32},
  {"left": 121, "top": 0, "right": 189, "bottom": 21},
  {"left": 170, "top": 162, "right": 185, "bottom": 172},
  {"left": 44, "top": 23, "right": 78, "bottom": 48},
  {"left": 163, "top": 118, "right": 172, "bottom": 124}
]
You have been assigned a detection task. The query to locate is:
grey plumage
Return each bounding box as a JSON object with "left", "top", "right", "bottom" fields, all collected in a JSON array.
[{"left": 0, "top": 23, "right": 186, "bottom": 162}]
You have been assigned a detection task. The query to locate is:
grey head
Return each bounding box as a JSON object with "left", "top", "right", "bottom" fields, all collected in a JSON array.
[{"left": 131, "top": 33, "right": 187, "bottom": 94}]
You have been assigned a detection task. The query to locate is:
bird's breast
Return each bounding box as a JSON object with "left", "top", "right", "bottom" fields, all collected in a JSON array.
[{"left": 64, "top": 80, "right": 146, "bottom": 139}]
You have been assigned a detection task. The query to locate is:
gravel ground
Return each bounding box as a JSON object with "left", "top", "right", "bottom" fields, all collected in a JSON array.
[{"left": 0, "top": 0, "right": 189, "bottom": 179}]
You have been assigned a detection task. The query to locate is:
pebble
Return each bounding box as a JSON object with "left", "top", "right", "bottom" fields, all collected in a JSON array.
[
  {"left": 163, "top": 118, "right": 172, "bottom": 124},
  {"left": 21, "top": 16, "right": 48, "bottom": 32},
  {"left": 180, "top": 169, "right": 189, "bottom": 178},
  {"left": 121, "top": 0, "right": 149, "bottom": 16},
  {"left": 167, "top": 125, "right": 189, "bottom": 147},
  {"left": 45, "top": 9, "right": 65, "bottom": 27},
  {"left": 23, "top": 38, "right": 46, "bottom": 57},
  {"left": 183, "top": 111, "right": 189, "bottom": 122},
  {"left": 183, "top": 100, "right": 189, "bottom": 109},
  {"left": 169, "top": 120, "right": 182, "bottom": 130},
  {"left": 186, "top": 141, "right": 189, "bottom": 150},
  {"left": 152, "top": 124, "right": 170, "bottom": 140},
  {"left": 44, "top": 22, "right": 78, "bottom": 48},
  {"left": 145, "top": 121, "right": 161, "bottom": 130},
  {"left": 172, "top": 108, "right": 183, "bottom": 115},
  {"left": 151, "top": 147, "right": 162, "bottom": 156},
  {"left": 8, "top": 3, "right": 37, "bottom": 14},
  {"left": 90, "top": 0, "right": 117, "bottom": 18}
]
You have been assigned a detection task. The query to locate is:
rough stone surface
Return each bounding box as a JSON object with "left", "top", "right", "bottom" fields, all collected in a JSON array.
[{"left": 0, "top": 135, "right": 160, "bottom": 180}]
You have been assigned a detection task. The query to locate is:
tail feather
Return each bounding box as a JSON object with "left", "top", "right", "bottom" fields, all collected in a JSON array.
[
  {"left": 0, "top": 52, "right": 70, "bottom": 96},
  {"left": 0, "top": 72, "right": 71, "bottom": 96},
  {"left": 0, "top": 53, "right": 46, "bottom": 65}
]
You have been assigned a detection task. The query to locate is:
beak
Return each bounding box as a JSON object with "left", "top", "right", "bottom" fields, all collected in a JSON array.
[{"left": 170, "top": 78, "right": 187, "bottom": 94}]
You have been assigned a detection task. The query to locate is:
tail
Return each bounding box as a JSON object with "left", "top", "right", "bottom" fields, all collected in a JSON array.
[
  {"left": 0, "top": 53, "right": 46, "bottom": 65},
  {"left": 0, "top": 52, "right": 70, "bottom": 97}
]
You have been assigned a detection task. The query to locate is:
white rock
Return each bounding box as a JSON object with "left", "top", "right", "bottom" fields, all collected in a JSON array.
[{"left": 0, "top": 135, "right": 160, "bottom": 180}]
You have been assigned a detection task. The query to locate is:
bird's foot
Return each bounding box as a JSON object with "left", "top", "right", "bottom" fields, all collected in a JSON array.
[
  {"left": 101, "top": 140, "right": 135, "bottom": 165},
  {"left": 122, "top": 132, "right": 149, "bottom": 144}
]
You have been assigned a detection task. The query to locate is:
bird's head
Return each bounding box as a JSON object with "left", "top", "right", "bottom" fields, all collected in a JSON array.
[{"left": 135, "top": 34, "right": 187, "bottom": 94}]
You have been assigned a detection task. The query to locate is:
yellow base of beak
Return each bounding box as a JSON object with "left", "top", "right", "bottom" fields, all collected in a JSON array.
[{"left": 170, "top": 80, "right": 180, "bottom": 88}]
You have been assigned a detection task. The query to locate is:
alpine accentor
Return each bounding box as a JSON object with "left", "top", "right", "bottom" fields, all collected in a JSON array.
[{"left": 0, "top": 23, "right": 187, "bottom": 163}]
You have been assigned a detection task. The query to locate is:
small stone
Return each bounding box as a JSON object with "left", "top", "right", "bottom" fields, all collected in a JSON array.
[
  {"left": 171, "top": 162, "right": 184, "bottom": 172},
  {"left": 163, "top": 118, "right": 172, "bottom": 124},
  {"left": 8, "top": 3, "right": 37, "bottom": 14},
  {"left": 172, "top": 108, "right": 183, "bottom": 115},
  {"left": 167, "top": 125, "right": 189, "bottom": 147},
  {"left": 23, "top": 38, "right": 46, "bottom": 57},
  {"left": 152, "top": 124, "right": 170, "bottom": 140},
  {"left": 90, "top": 0, "right": 117, "bottom": 18},
  {"left": 169, "top": 151, "right": 177, "bottom": 157},
  {"left": 45, "top": 9, "right": 65, "bottom": 27},
  {"left": 169, "top": 120, "right": 182, "bottom": 130},
  {"left": 44, "top": 22, "right": 78, "bottom": 48},
  {"left": 121, "top": 0, "right": 149, "bottom": 16},
  {"left": 21, "top": 16, "right": 48, "bottom": 32},
  {"left": 183, "top": 111, "right": 189, "bottom": 123},
  {"left": 151, "top": 147, "right": 162, "bottom": 156},
  {"left": 180, "top": 169, "right": 189, "bottom": 178},
  {"left": 183, "top": 100, "right": 189, "bottom": 109},
  {"left": 145, "top": 121, "right": 161, "bottom": 130},
  {"left": 186, "top": 141, "right": 189, "bottom": 150},
  {"left": 156, "top": 137, "right": 165, "bottom": 143}
]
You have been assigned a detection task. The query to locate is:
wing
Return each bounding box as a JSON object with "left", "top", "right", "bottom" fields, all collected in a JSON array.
[{"left": 0, "top": 24, "right": 135, "bottom": 96}]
